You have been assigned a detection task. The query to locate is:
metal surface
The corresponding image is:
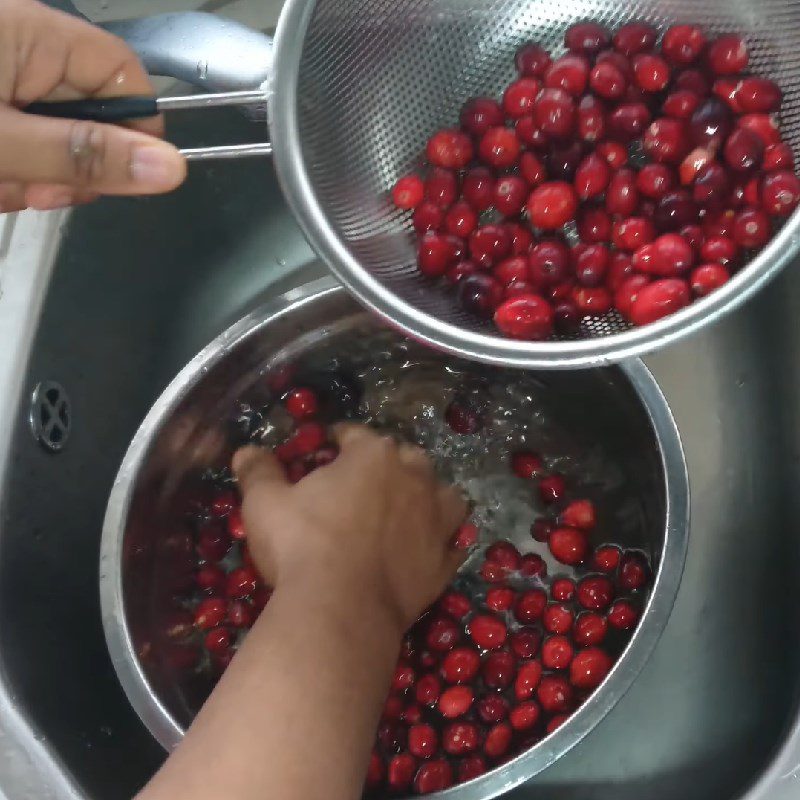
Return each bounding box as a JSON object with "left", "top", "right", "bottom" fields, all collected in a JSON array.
[
  {"left": 268, "top": 0, "right": 800, "bottom": 368},
  {"left": 29, "top": 381, "right": 71, "bottom": 453},
  {"left": 0, "top": 82, "right": 799, "bottom": 800}
]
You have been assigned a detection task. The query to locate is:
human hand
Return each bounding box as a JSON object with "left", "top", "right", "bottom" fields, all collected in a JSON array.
[
  {"left": 0, "top": 0, "right": 186, "bottom": 212},
  {"left": 232, "top": 425, "right": 469, "bottom": 634}
]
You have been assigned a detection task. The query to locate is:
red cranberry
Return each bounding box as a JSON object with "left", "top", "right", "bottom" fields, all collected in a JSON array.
[
  {"left": 366, "top": 750, "right": 384, "bottom": 790},
  {"left": 543, "top": 603, "right": 575, "bottom": 635},
  {"left": 439, "top": 589, "right": 472, "bottom": 619},
  {"left": 285, "top": 421, "right": 327, "bottom": 458},
  {"left": 468, "top": 614, "right": 507, "bottom": 650},
  {"left": 551, "top": 578, "right": 576, "bottom": 602},
  {"left": 520, "top": 151, "right": 546, "bottom": 187},
  {"left": 732, "top": 207, "right": 771, "bottom": 248},
  {"left": 462, "top": 167, "right": 496, "bottom": 211},
  {"left": 662, "top": 25, "right": 706, "bottom": 65},
  {"left": 425, "top": 167, "right": 459, "bottom": 209},
  {"left": 204, "top": 626, "right": 232, "bottom": 655},
  {"left": 516, "top": 115, "right": 548, "bottom": 148},
  {"left": 438, "top": 685, "right": 474, "bottom": 719},
  {"left": 700, "top": 235, "right": 738, "bottom": 265},
  {"left": 547, "top": 525, "right": 589, "bottom": 567},
  {"left": 427, "top": 129, "right": 473, "bottom": 169},
  {"left": 618, "top": 550, "right": 651, "bottom": 591},
  {"left": 446, "top": 260, "right": 479, "bottom": 286},
  {"left": 510, "top": 628, "right": 542, "bottom": 660},
  {"left": 763, "top": 143, "right": 794, "bottom": 171},
  {"left": 494, "top": 175, "right": 528, "bottom": 216},
  {"left": 460, "top": 96, "right": 504, "bottom": 137},
  {"left": 608, "top": 102, "right": 651, "bottom": 140},
  {"left": 503, "top": 78, "right": 541, "bottom": 119},
  {"left": 542, "top": 635, "right": 575, "bottom": 670},
  {"left": 680, "top": 224, "right": 704, "bottom": 253},
  {"left": 537, "top": 675, "right": 573, "bottom": 713},
  {"left": 663, "top": 89, "right": 702, "bottom": 119},
  {"left": 606, "top": 251, "right": 635, "bottom": 292},
  {"left": 194, "top": 597, "right": 228, "bottom": 630},
  {"left": 590, "top": 61, "right": 627, "bottom": 99},
  {"left": 613, "top": 23, "right": 657, "bottom": 56},
  {"left": 605, "top": 168, "right": 639, "bottom": 216},
  {"left": 675, "top": 68, "right": 711, "bottom": 96},
  {"left": 516, "top": 43, "right": 552, "bottom": 77},
  {"left": 514, "top": 659, "right": 544, "bottom": 700},
  {"left": 520, "top": 553, "right": 548, "bottom": 578},
  {"left": 631, "top": 243, "right": 657, "bottom": 275},
  {"left": 633, "top": 53, "right": 670, "bottom": 92},
  {"left": 529, "top": 238, "right": 571, "bottom": 285},
  {"left": 689, "top": 98, "right": 733, "bottom": 149},
  {"left": 577, "top": 575, "right": 615, "bottom": 611},
  {"left": 458, "top": 754, "right": 486, "bottom": 783},
  {"left": 608, "top": 599, "right": 640, "bottom": 630},
  {"left": 392, "top": 661, "right": 416, "bottom": 692},
  {"left": 509, "top": 700, "right": 541, "bottom": 731},
  {"left": 514, "top": 589, "right": 548, "bottom": 624},
  {"left": 426, "top": 616, "right": 461, "bottom": 652},
  {"left": 407, "top": 723, "right": 438, "bottom": 760},
  {"left": 570, "top": 647, "right": 613, "bottom": 690},
  {"left": 469, "top": 224, "right": 511, "bottom": 268},
  {"left": 574, "top": 153, "right": 611, "bottom": 200},
  {"left": 651, "top": 233, "right": 695, "bottom": 276},
  {"left": 413, "top": 201, "right": 444, "bottom": 234},
  {"left": 592, "top": 544, "right": 621, "bottom": 572},
  {"left": 637, "top": 164, "right": 675, "bottom": 200},
  {"left": 713, "top": 77, "right": 744, "bottom": 113},
  {"left": 482, "top": 650, "right": 517, "bottom": 690},
  {"left": 737, "top": 77, "right": 782, "bottom": 113},
  {"left": 643, "top": 118, "right": 689, "bottom": 164},
  {"left": 560, "top": 499, "right": 596, "bottom": 530},
  {"left": 654, "top": 190, "right": 699, "bottom": 231},
  {"left": 459, "top": 273, "right": 504, "bottom": 318},
  {"left": 504, "top": 221, "right": 535, "bottom": 254},
  {"left": 485, "top": 587, "right": 515, "bottom": 613},
  {"left": 574, "top": 244, "right": 609, "bottom": 287},
  {"left": 392, "top": 175, "right": 424, "bottom": 210},
  {"left": 708, "top": 34, "right": 749, "bottom": 75},
  {"left": 196, "top": 564, "right": 226, "bottom": 594},
  {"left": 413, "top": 759, "right": 453, "bottom": 794},
  {"left": 630, "top": 278, "right": 690, "bottom": 325},
  {"left": 388, "top": 753, "right": 417, "bottom": 792},
  {"left": 545, "top": 54, "right": 590, "bottom": 96},
  {"left": 577, "top": 204, "right": 612, "bottom": 243},
  {"left": 445, "top": 201, "right": 478, "bottom": 239},
  {"left": 227, "top": 599, "right": 255, "bottom": 628},
  {"left": 417, "top": 233, "right": 456, "bottom": 277},
  {"left": 539, "top": 473, "right": 566, "bottom": 504},
  {"left": 679, "top": 144, "right": 714, "bottom": 186},
  {"left": 693, "top": 162, "right": 732, "bottom": 206},
  {"left": 724, "top": 128, "right": 764, "bottom": 172},
  {"left": 573, "top": 611, "right": 608, "bottom": 646},
  {"left": 415, "top": 673, "right": 442, "bottom": 706},
  {"left": 494, "top": 294, "right": 554, "bottom": 340},
  {"left": 534, "top": 88, "right": 576, "bottom": 139},
  {"left": 477, "top": 694, "right": 510, "bottom": 724},
  {"left": 483, "top": 722, "right": 513, "bottom": 759},
  {"left": 613, "top": 216, "right": 655, "bottom": 251},
  {"left": 596, "top": 141, "right": 628, "bottom": 169},
  {"left": 251, "top": 585, "right": 272, "bottom": 612},
  {"left": 209, "top": 489, "right": 237, "bottom": 517},
  {"left": 527, "top": 182, "right": 578, "bottom": 229},
  {"left": 496, "top": 256, "right": 530, "bottom": 288},
  {"left": 226, "top": 566, "right": 258, "bottom": 599},
  {"left": 615, "top": 275, "right": 650, "bottom": 321},
  {"left": 564, "top": 21, "right": 610, "bottom": 55},
  {"left": 573, "top": 286, "right": 612, "bottom": 315},
  {"left": 485, "top": 540, "right": 523, "bottom": 572},
  {"left": 762, "top": 170, "right": 800, "bottom": 216},
  {"left": 479, "top": 127, "right": 521, "bottom": 168},
  {"left": 511, "top": 451, "right": 543, "bottom": 479},
  {"left": 441, "top": 647, "right": 480, "bottom": 685},
  {"left": 691, "top": 263, "right": 730, "bottom": 296},
  {"left": 530, "top": 518, "right": 553, "bottom": 542},
  {"left": 738, "top": 113, "right": 782, "bottom": 146},
  {"left": 442, "top": 721, "right": 480, "bottom": 756}
]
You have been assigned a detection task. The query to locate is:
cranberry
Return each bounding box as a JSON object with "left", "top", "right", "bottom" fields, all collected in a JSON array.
[
  {"left": 545, "top": 54, "right": 590, "bottom": 96},
  {"left": 424, "top": 168, "right": 458, "bottom": 210},
  {"left": 469, "top": 224, "right": 511, "bottom": 268},
  {"left": 539, "top": 473, "right": 566, "bottom": 503},
  {"left": 479, "top": 126, "right": 521, "bottom": 168},
  {"left": 724, "top": 128, "right": 764, "bottom": 172},
  {"left": 446, "top": 260, "right": 479, "bottom": 286},
  {"left": 691, "top": 263, "right": 730, "bottom": 296},
  {"left": 483, "top": 722, "right": 513, "bottom": 759},
  {"left": 227, "top": 599, "right": 255, "bottom": 628},
  {"left": 637, "top": 164, "right": 675, "bottom": 200},
  {"left": 608, "top": 102, "right": 651, "bottom": 140},
  {"left": 605, "top": 168, "right": 639, "bottom": 216},
  {"left": 417, "top": 233, "right": 456, "bottom": 277},
  {"left": 546, "top": 142, "right": 585, "bottom": 183},
  {"left": 196, "top": 564, "right": 226, "bottom": 594},
  {"left": 494, "top": 175, "right": 528, "bottom": 216},
  {"left": 514, "top": 659, "right": 544, "bottom": 700},
  {"left": 194, "top": 598, "right": 228, "bottom": 630},
  {"left": 680, "top": 224, "right": 704, "bottom": 253},
  {"left": 485, "top": 540, "right": 523, "bottom": 572},
  {"left": 732, "top": 207, "right": 771, "bottom": 248},
  {"left": 442, "top": 721, "right": 480, "bottom": 756},
  {"left": 477, "top": 695, "right": 509, "bottom": 725},
  {"left": 596, "top": 141, "right": 628, "bottom": 169},
  {"left": 689, "top": 97, "right": 733, "bottom": 149},
  {"left": 577, "top": 204, "right": 613, "bottom": 243},
  {"left": 392, "top": 661, "right": 416, "bottom": 692},
  {"left": 407, "top": 723, "right": 438, "bottom": 760},
  {"left": 592, "top": 544, "right": 621, "bottom": 572},
  {"left": 708, "top": 34, "right": 749, "bottom": 75},
  {"left": 700, "top": 235, "right": 738, "bottom": 265},
  {"left": 613, "top": 23, "right": 657, "bottom": 56},
  {"left": 615, "top": 275, "right": 650, "bottom": 320},
  {"left": 508, "top": 700, "right": 541, "bottom": 732},
  {"left": 530, "top": 518, "right": 552, "bottom": 542},
  {"left": 485, "top": 587, "right": 515, "bottom": 613},
  {"left": 632, "top": 53, "right": 670, "bottom": 92},
  {"left": 251, "top": 585, "right": 272, "bottom": 612},
  {"left": 643, "top": 118, "right": 689, "bottom": 164},
  {"left": 457, "top": 754, "right": 486, "bottom": 783},
  {"left": 573, "top": 285, "right": 613, "bottom": 315},
  {"left": 543, "top": 603, "right": 575, "bottom": 635},
  {"left": 613, "top": 216, "right": 655, "bottom": 251},
  {"left": 570, "top": 647, "right": 613, "bottom": 690},
  {"left": 427, "top": 129, "right": 473, "bottom": 169},
  {"left": 520, "top": 151, "right": 546, "bottom": 187},
  {"left": 675, "top": 68, "right": 711, "bottom": 96},
  {"left": 537, "top": 675, "right": 573, "bottom": 713},
  {"left": 225, "top": 567, "right": 258, "bottom": 599},
  {"left": 392, "top": 174, "right": 424, "bottom": 210},
  {"left": 527, "top": 182, "right": 578, "bottom": 229},
  {"left": 504, "top": 221, "right": 535, "bottom": 254},
  {"left": 439, "top": 590, "right": 472, "bottom": 620},
  {"left": 415, "top": 673, "right": 442, "bottom": 706},
  {"left": 663, "top": 89, "right": 702, "bottom": 120},
  {"left": 762, "top": 170, "right": 800, "bottom": 216},
  {"left": 203, "top": 626, "right": 232, "bottom": 655},
  {"left": 503, "top": 77, "right": 541, "bottom": 119},
  {"left": 631, "top": 243, "right": 657, "bottom": 275},
  {"left": 573, "top": 152, "right": 610, "bottom": 200},
  {"left": 426, "top": 616, "right": 461, "bottom": 652},
  {"left": 693, "top": 162, "right": 732, "bottom": 206},
  {"left": 414, "top": 758, "right": 453, "bottom": 794},
  {"left": 494, "top": 294, "right": 554, "bottom": 340},
  {"left": 630, "top": 278, "right": 690, "bottom": 324},
  {"left": 460, "top": 96, "right": 505, "bottom": 137},
  {"left": 534, "top": 88, "right": 576, "bottom": 139},
  {"left": 366, "top": 750, "right": 384, "bottom": 790},
  {"left": 437, "top": 645, "right": 480, "bottom": 685},
  {"left": 560, "top": 499, "right": 596, "bottom": 530},
  {"left": 547, "top": 526, "right": 588, "bottom": 565},
  {"left": 607, "top": 251, "right": 635, "bottom": 291},
  {"left": 651, "top": 233, "right": 695, "bottom": 276},
  {"left": 551, "top": 578, "right": 576, "bottom": 602},
  {"left": 495, "top": 256, "right": 529, "bottom": 288},
  {"left": 662, "top": 25, "right": 706, "bottom": 65},
  {"left": 573, "top": 611, "right": 608, "bottom": 647},
  {"left": 462, "top": 167, "right": 496, "bottom": 211},
  {"left": 553, "top": 300, "right": 581, "bottom": 334},
  {"left": 763, "top": 143, "right": 794, "bottom": 171},
  {"left": 510, "top": 627, "right": 542, "bottom": 660},
  {"left": 529, "top": 238, "right": 571, "bottom": 285},
  {"left": 468, "top": 614, "right": 507, "bottom": 651},
  {"left": 590, "top": 61, "right": 627, "bottom": 99},
  {"left": 618, "top": 550, "right": 651, "bottom": 591},
  {"left": 412, "top": 201, "right": 444, "bottom": 234},
  {"left": 516, "top": 43, "right": 552, "bottom": 77},
  {"left": 608, "top": 599, "right": 640, "bottom": 629},
  {"left": 444, "top": 201, "right": 478, "bottom": 239},
  {"left": 738, "top": 113, "right": 782, "bottom": 146},
  {"left": 574, "top": 244, "right": 609, "bottom": 287},
  {"left": 520, "top": 553, "right": 547, "bottom": 578},
  {"left": 516, "top": 115, "right": 548, "bottom": 148},
  {"left": 577, "top": 575, "right": 615, "bottom": 611},
  {"left": 542, "top": 635, "right": 575, "bottom": 670},
  {"left": 511, "top": 451, "right": 544, "bottom": 479},
  {"left": 438, "top": 685, "right": 474, "bottom": 719},
  {"left": 737, "top": 77, "right": 782, "bottom": 113},
  {"left": 654, "top": 190, "right": 699, "bottom": 231},
  {"left": 459, "top": 273, "right": 504, "bottom": 318},
  {"left": 514, "top": 589, "right": 548, "bottom": 624},
  {"left": 482, "top": 650, "right": 516, "bottom": 690}
]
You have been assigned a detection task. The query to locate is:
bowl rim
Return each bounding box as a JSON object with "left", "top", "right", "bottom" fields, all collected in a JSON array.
[{"left": 100, "top": 278, "right": 690, "bottom": 795}]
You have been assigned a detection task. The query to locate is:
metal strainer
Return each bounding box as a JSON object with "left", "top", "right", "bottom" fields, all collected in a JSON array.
[{"left": 266, "top": 0, "right": 800, "bottom": 368}]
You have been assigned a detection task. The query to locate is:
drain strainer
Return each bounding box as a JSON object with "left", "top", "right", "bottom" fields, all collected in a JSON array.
[{"left": 29, "top": 381, "right": 71, "bottom": 452}]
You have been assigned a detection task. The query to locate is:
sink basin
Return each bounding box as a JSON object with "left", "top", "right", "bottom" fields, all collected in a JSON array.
[{"left": 1, "top": 102, "right": 800, "bottom": 800}]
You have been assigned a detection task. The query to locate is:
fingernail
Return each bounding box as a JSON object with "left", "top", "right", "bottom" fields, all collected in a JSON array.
[
  {"left": 130, "top": 145, "right": 183, "bottom": 190},
  {"left": 29, "top": 187, "right": 74, "bottom": 211}
]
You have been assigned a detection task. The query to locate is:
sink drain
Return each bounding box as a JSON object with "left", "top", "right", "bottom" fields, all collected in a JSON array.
[{"left": 29, "top": 381, "right": 71, "bottom": 452}]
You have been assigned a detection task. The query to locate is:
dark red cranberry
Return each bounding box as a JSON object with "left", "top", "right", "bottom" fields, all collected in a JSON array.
[
  {"left": 708, "top": 34, "right": 749, "bottom": 75},
  {"left": 530, "top": 518, "right": 553, "bottom": 542},
  {"left": 227, "top": 599, "right": 255, "bottom": 628},
  {"left": 537, "top": 675, "right": 573, "bottom": 713},
  {"left": 446, "top": 260, "right": 480, "bottom": 286},
  {"left": 604, "top": 168, "right": 638, "bottom": 216},
  {"left": 479, "top": 126, "right": 521, "bottom": 168},
  {"left": 637, "top": 164, "right": 675, "bottom": 199},
  {"left": 693, "top": 162, "right": 732, "bottom": 206},
  {"left": 608, "top": 599, "right": 640, "bottom": 630},
  {"left": 495, "top": 256, "right": 530, "bottom": 288},
  {"left": 654, "top": 190, "right": 699, "bottom": 231},
  {"left": 543, "top": 603, "right": 575, "bottom": 635},
  {"left": 592, "top": 544, "right": 621, "bottom": 572},
  {"left": 494, "top": 175, "right": 529, "bottom": 216},
  {"left": 738, "top": 113, "right": 782, "bottom": 146},
  {"left": 574, "top": 243, "right": 609, "bottom": 286},
  {"left": 504, "top": 222, "right": 535, "bottom": 255},
  {"left": 552, "top": 299, "right": 580, "bottom": 335},
  {"left": 732, "top": 207, "right": 771, "bottom": 248},
  {"left": 412, "top": 201, "right": 444, "bottom": 234},
  {"left": 441, "top": 646, "right": 481, "bottom": 684},
  {"left": 663, "top": 89, "right": 702, "bottom": 119},
  {"left": 713, "top": 77, "right": 744, "bottom": 113},
  {"left": 194, "top": 597, "right": 228, "bottom": 630},
  {"left": 417, "top": 232, "right": 457, "bottom": 277},
  {"left": 460, "top": 96, "right": 505, "bottom": 137},
  {"left": 520, "top": 151, "right": 546, "bottom": 186},
  {"left": 426, "top": 615, "right": 461, "bottom": 652},
  {"left": 197, "top": 524, "right": 232, "bottom": 562},
  {"left": 546, "top": 141, "right": 585, "bottom": 182},
  {"left": 462, "top": 167, "right": 496, "bottom": 211},
  {"left": 445, "top": 201, "right": 478, "bottom": 239},
  {"left": 564, "top": 21, "right": 610, "bottom": 55},
  {"left": 458, "top": 754, "right": 486, "bottom": 783},
  {"left": 516, "top": 114, "right": 548, "bottom": 148},
  {"left": 618, "top": 550, "right": 651, "bottom": 591},
  {"left": 691, "top": 263, "right": 730, "bottom": 296},
  {"left": 613, "top": 216, "right": 655, "bottom": 251},
  {"left": 607, "top": 250, "right": 635, "bottom": 291},
  {"left": 737, "top": 77, "right": 782, "bottom": 113},
  {"left": 613, "top": 22, "right": 657, "bottom": 56},
  {"left": 680, "top": 224, "right": 704, "bottom": 253},
  {"left": 762, "top": 170, "right": 800, "bottom": 216},
  {"left": 392, "top": 174, "right": 424, "bottom": 210},
  {"left": 674, "top": 68, "right": 711, "bottom": 96},
  {"left": 630, "top": 278, "right": 690, "bottom": 324},
  {"left": 596, "top": 141, "right": 628, "bottom": 169},
  {"left": 426, "top": 129, "right": 473, "bottom": 169},
  {"left": 483, "top": 722, "right": 513, "bottom": 759},
  {"left": 520, "top": 553, "right": 547, "bottom": 578},
  {"left": 392, "top": 661, "right": 417, "bottom": 692},
  {"left": 577, "top": 204, "right": 612, "bottom": 242},
  {"left": 482, "top": 649, "right": 516, "bottom": 690},
  {"left": 439, "top": 589, "right": 472, "bottom": 619},
  {"left": 509, "top": 628, "right": 542, "bottom": 660},
  {"left": 571, "top": 94, "right": 603, "bottom": 143},
  {"left": 763, "top": 142, "right": 794, "bottom": 171},
  {"left": 700, "top": 235, "right": 738, "bottom": 265},
  {"left": 509, "top": 700, "right": 542, "bottom": 731},
  {"left": 662, "top": 25, "right": 706, "bottom": 65},
  {"left": 204, "top": 626, "right": 232, "bottom": 655},
  {"left": 503, "top": 77, "right": 541, "bottom": 119},
  {"left": 514, "top": 660, "right": 544, "bottom": 700},
  {"left": 528, "top": 237, "right": 573, "bottom": 284},
  {"left": 651, "top": 233, "right": 695, "bottom": 276},
  {"left": 484, "top": 540, "right": 522, "bottom": 574},
  {"left": 413, "top": 759, "right": 453, "bottom": 794},
  {"left": 633, "top": 53, "right": 670, "bottom": 92},
  {"left": 512, "top": 451, "right": 543, "bottom": 479},
  {"left": 590, "top": 61, "right": 627, "bottom": 99},
  {"left": 516, "top": 43, "right": 552, "bottom": 77},
  {"left": 689, "top": 98, "right": 733, "bottom": 149},
  {"left": 570, "top": 647, "right": 613, "bottom": 690},
  {"left": 577, "top": 575, "right": 615, "bottom": 611},
  {"left": 545, "top": 54, "right": 590, "bottom": 96},
  {"left": 445, "top": 396, "right": 483, "bottom": 435},
  {"left": 539, "top": 473, "right": 566, "bottom": 503},
  {"left": 415, "top": 673, "right": 442, "bottom": 706},
  {"left": 643, "top": 118, "right": 690, "bottom": 164},
  {"left": 548, "top": 527, "right": 589, "bottom": 565},
  {"left": 550, "top": 579, "right": 575, "bottom": 605},
  {"left": 615, "top": 275, "right": 650, "bottom": 321},
  {"left": 573, "top": 286, "right": 613, "bottom": 316},
  {"left": 366, "top": 750, "right": 384, "bottom": 790},
  {"left": 573, "top": 611, "right": 608, "bottom": 646},
  {"left": 485, "top": 586, "right": 515, "bottom": 613},
  {"left": 514, "top": 589, "right": 548, "bottom": 624},
  {"left": 424, "top": 167, "right": 459, "bottom": 209},
  {"left": 494, "top": 294, "right": 554, "bottom": 340},
  {"left": 469, "top": 224, "right": 511, "bottom": 267},
  {"left": 442, "top": 721, "right": 480, "bottom": 756},
  {"left": 724, "top": 128, "right": 764, "bottom": 172},
  {"left": 575, "top": 153, "right": 611, "bottom": 199},
  {"left": 527, "top": 182, "right": 578, "bottom": 229},
  {"left": 477, "top": 694, "right": 510, "bottom": 724},
  {"left": 608, "top": 102, "right": 651, "bottom": 140}
]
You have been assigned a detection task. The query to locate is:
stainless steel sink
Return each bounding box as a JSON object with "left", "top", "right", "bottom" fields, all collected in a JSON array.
[{"left": 1, "top": 100, "right": 800, "bottom": 800}]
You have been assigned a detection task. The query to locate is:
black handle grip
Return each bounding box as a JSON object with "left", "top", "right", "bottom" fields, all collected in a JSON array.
[{"left": 24, "top": 95, "right": 159, "bottom": 122}]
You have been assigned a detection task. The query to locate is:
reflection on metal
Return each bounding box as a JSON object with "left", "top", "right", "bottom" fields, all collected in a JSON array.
[{"left": 29, "top": 381, "right": 71, "bottom": 453}]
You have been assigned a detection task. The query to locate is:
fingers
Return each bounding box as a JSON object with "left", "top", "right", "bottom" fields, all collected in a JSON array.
[
  {"left": 330, "top": 422, "right": 378, "bottom": 451},
  {"left": 232, "top": 446, "right": 288, "bottom": 498},
  {"left": 0, "top": 106, "right": 185, "bottom": 194}
]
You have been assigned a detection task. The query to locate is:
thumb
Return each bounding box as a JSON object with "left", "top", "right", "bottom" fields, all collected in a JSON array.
[
  {"left": 232, "top": 446, "right": 289, "bottom": 498},
  {"left": 0, "top": 106, "right": 186, "bottom": 195}
]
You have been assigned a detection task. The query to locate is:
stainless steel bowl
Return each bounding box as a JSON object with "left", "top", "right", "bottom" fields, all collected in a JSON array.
[{"left": 100, "top": 280, "right": 689, "bottom": 798}]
